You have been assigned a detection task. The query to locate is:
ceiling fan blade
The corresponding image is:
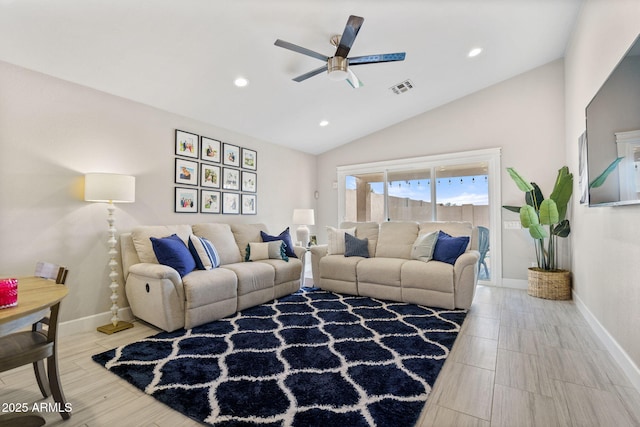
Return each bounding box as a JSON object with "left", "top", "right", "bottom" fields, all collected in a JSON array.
[
  {"left": 335, "top": 15, "right": 364, "bottom": 58},
  {"left": 346, "top": 68, "right": 363, "bottom": 89},
  {"left": 349, "top": 52, "right": 406, "bottom": 65},
  {"left": 274, "top": 39, "right": 329, "bottom": 62},
  {"left": 293, "top": 65, "right": 327, "bottom": 82}
]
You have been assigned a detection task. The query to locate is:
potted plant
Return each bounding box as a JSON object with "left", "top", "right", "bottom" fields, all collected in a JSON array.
[{"left": 504, "top": 166, "right": 573, "bottom": 299}]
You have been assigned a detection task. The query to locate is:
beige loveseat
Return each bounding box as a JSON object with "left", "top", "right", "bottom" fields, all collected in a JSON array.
[
  {"left": 310, "top": 221, "right": 480, "bottom": 310},
  {"left": 120, "top": 223, "right": 304, "bottom": 332}
]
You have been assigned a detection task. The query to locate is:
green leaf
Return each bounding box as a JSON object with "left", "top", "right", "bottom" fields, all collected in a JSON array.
[
  {"left": 552, "top": 219, "right": 571, "bottom": 237},
  {"left": 539, "top": 199, "right": 559, "bottom": 225},
  {"left": 589, "top": 157, "right": 624, "bottom": 189},
  {"left": 528, "top": 223, "right": 548, "bottom": 239},
  {"left": 502, "top": 205, "right": 521, "bottom": 214},
  {"left": 525, "top": 182, "right": 544, "bottom": 211},
  {"left": 507, "top": 168, "right": 534, "bottom": 192},
  {"left": 519, "top": 205, "right": 539, "bottom": 228},
  {"left": 549, "top": 167, "right": 573, "bottom": 221}
]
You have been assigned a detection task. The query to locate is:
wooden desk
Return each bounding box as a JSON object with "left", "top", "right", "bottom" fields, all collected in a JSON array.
[{"left": 0, "top": 277, "right": 68, "bottom": 336}]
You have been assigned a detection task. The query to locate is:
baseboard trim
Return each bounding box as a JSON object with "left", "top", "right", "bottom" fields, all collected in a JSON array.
[
  {"left": 58, "top": 308, "right": 133, "bottom": 338},
  {"left": 500, "top": 278, "right": 528, "bottom": 290},
  {"left": 573, "top": 291, "right": 640, "bottom": 393}
]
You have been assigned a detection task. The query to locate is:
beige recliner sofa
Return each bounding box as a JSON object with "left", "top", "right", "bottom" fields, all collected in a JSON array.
[
  {"left": 309, "top": 221, "right": 480, "bottom": 309},
  {"left": 120, "top": 223, "right": 304, "bottom": 332}
]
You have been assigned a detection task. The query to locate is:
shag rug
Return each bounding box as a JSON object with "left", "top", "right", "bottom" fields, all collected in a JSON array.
[{"left": 92, "top": 289, "right": 466, "bottom": 426}]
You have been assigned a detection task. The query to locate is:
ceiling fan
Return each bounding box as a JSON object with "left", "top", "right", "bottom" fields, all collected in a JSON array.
[{"left": 274, "top": 15, "right": 406, "bottom": 88}]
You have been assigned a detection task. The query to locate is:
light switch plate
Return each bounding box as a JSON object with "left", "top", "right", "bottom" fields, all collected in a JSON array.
[{"left": 504, "top": 221, "right": 522, "bottom": 229}]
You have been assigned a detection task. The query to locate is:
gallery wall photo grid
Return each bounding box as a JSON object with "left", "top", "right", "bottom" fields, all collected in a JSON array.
[{"left": 174, "top": 129, "right": 257, "bottom": 214}]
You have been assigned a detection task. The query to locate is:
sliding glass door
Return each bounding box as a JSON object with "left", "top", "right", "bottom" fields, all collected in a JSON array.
[
  {"left": 387, "top": 169, "right": 432, "bottom": 221},
  {"left": 338, "top": 148, "right": 500, "bottom": 285},
  {"left": 435, "top": 163, "right": 490, "bottom": 279},
  {"left": 345, "top": 173, "right": 385, "bottom": 223}
]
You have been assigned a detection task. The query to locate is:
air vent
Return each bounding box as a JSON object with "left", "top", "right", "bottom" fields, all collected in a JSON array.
[{"left": 390, "top": 79, "right": 414, "bottom": 95}]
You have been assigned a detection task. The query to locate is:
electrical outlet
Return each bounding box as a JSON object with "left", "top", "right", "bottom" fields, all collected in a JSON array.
[{"left": 504, "top": 221, "right": 521, "bottom": 230}]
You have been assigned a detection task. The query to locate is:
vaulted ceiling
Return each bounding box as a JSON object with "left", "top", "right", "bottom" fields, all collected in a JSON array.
[{"left": 0, "top": 0, "right": 583, "bottom": 154}]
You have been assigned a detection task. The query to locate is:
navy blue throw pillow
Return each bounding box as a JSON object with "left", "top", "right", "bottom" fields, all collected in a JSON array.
[
  {"left": 261, "top": 228, "right": 297, "bottom": 258},
  {"left": 344, "top": 233, "right": 369, "bottom": 258},
  {"left": 150, "top": 234, "right": 196, "bottom": 277},
  {"left": 432, "top": 232, "right": 469, "bottom": 265}
]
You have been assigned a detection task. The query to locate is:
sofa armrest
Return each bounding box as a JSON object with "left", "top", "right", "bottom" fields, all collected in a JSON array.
[
  {"left": 128, "top": 263, "right": 182, "bottom": 284},
  {"left": 309, "top": 245, "right": 328, "bottom": 258},
  {"left": 127, "top": 262, "right": 186, "bottom": 303},
  {"left": 293, "top": 245, "right": 307, "bottom": 260},
  {"left": 453, "top": 250, "right": 480, "bottom": 309},
  {"left": 309, "top": 245, "right": 328, "bottom": 287}
]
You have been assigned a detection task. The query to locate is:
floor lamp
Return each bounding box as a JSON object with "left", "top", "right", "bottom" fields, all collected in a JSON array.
[{"left": 84, "top": 173, "right": 136, "bottom": 334}]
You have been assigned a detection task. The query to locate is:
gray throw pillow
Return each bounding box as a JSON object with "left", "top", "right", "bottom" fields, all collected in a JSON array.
[
  {"left": 344, "top": 233, "right": 369, "bottom": 258},
  {"left": 411, "top": 230, "right": 439, "bottom": 262}
]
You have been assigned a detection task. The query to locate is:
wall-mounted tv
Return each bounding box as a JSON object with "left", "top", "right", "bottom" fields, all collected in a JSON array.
[{"left": 585, "top": 34, "right": 640, "bottom": 207}]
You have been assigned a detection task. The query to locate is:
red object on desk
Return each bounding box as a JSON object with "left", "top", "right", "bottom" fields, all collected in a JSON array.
[{"left": 0, "top": 278, "right": 18, "bottom": 309}]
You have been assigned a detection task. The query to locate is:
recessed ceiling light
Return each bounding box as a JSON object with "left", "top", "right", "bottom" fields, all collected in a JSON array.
[
  {"left": 319, "top": 120, "right": 329, "bottom": 127},
  {"left": 234, "top": 77, "right": 249, "bottom": 87},
  {"left": 468, "top": 47, "right": 483, "bottom": 58}
]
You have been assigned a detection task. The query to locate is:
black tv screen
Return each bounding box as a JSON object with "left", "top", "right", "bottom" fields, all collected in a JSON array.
[{"left": 585, "top": 34, "right": 640, "bottom": 206}]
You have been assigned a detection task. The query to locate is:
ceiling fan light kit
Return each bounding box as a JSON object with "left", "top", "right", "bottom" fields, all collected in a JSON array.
[
  {"left": 274, "top": 15, "right": 405, "bottom": 88},
  {"left": 328, "top": 56, "right": 348, "bottom": 81}
]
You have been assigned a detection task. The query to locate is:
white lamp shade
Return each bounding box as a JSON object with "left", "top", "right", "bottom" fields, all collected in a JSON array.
[
  {"left": 292, "top": 208, "right": 315, "bottom": 225},
  {"left": 84, "top": 173, "right": 136, "bottom": 203}
]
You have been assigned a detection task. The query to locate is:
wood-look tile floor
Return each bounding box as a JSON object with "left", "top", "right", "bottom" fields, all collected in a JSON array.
[{"left": 1, "top": 285, "right": 639, "bottom": 426}]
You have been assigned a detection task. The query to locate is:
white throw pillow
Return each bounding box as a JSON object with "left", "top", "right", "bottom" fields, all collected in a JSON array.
[
  {"left": 188, "top": 235, "right": 220, "bottom": 270},
  {"left": 247, "top": 242, "right": 269, "bottom": 261},
  {"left": 326, "top": 226, "right": 356, "bottom": 255},
  {"left": 411, "top": 230, "right": 439, "bottom": 262},
  {"left": 245, "top": 241, "right": 288, "bottom": 261}
]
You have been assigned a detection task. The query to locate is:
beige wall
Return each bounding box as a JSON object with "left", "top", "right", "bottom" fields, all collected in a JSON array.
[
  {"left": 0, "top": 61, "right": 317, "bottom": 324},
  {"left": 317, "top": 59, "right": 566, "bottom": 280},
  {"left": 565, "top": 0, "right": 640, "bottom": 373}
]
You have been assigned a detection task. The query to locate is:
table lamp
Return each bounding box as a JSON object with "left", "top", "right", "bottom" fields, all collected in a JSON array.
[
  {"left": 84, "top": 173, "right": 135, "bottom": 334},
  {"left": 292, "top": 208, "right": 314, "bottom": 247}
]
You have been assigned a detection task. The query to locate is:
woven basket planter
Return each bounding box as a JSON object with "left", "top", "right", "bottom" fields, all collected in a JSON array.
[{"left": 527, "top": 268, "right": 571, "bottom": 300}]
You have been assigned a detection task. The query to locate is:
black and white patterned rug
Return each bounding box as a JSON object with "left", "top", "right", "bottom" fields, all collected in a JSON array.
[{"left": 93, "top": 289, "right": 466, "bottom": 426}]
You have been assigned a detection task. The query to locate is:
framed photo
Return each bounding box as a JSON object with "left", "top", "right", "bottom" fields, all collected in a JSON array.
[
  {"left": 201, "top": 190, "right": 221, "bottom": 214},
  {"left": 241, "top": 148, "right": 257, "bottom": 170},
  {"left": 222, "top": 167, "right": 240, "bottom": 190},
  {"left": 223, "top": 143, "right": 240, "bottom": 167},
  {"left": 201, "top": 163, "right": 221, "bottom": 188},
  {"left": 175, "top": 130, "right": 199, "bottom": 158},
  {"left": 242, "top": 194, "right": 257, "bottom": 215},
  {"left": 241, "top": 171, "right": 257, "bottom": 192},
  {"left": 175, "top": 187, "right": 198, "bottom": 213},
  {"left": 201, "top": 137, "right": 221, "bottom": 163},
  {"left": 222, "top": 192, "right": 240, "bottom": 214},
  {"left": 175, "top": 158, "right": 198, "bottom": 186}
]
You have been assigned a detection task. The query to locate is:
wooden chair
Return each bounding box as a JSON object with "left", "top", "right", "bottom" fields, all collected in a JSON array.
[
  {"left": 0, "top": 263, "right": 71, "bottom": 421},
  {"left": 34, "top": 261, "right": 68, "bottom": 286}
]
